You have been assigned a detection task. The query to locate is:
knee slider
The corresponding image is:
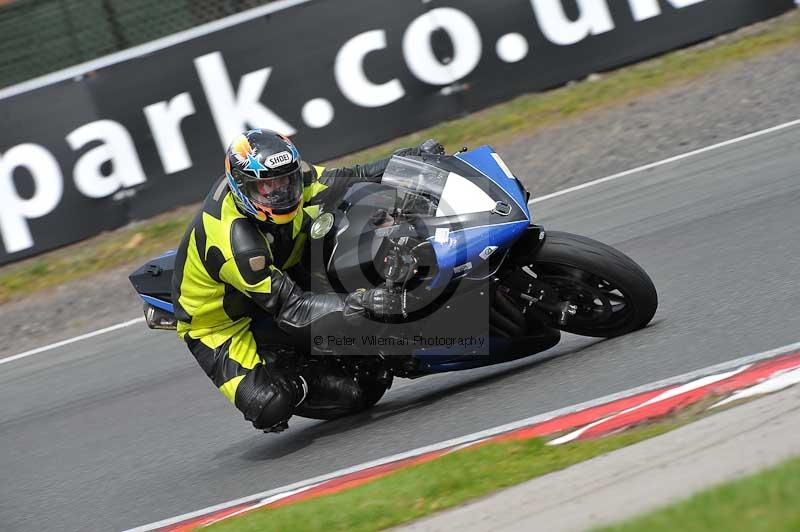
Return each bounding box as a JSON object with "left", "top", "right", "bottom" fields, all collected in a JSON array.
[{"left": 234, "top": 366, "right": 297, "bottom": 430}]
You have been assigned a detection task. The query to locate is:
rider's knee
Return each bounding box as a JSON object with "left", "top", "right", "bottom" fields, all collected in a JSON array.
[{"left": 234, "top": 365, "right": 298, "bottom": 430}]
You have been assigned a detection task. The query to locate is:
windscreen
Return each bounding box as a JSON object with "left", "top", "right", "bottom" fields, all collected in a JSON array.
[{"left": 381, "top": 156, "right": 449, "bottom": 218}]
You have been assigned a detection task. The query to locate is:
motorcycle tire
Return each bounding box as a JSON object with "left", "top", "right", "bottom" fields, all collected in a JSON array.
[{"left": 529, "top": 231, "right": 658, "bottom": 338}]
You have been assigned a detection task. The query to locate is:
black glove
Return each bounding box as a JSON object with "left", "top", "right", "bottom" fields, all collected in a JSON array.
[
  {"left": 418, "top": 138, "right": 446, "bottom": 156},
  {"left": 393, "top": 139, "right": 445, "bottom": 158},
  {"left": 346, "top": 288, "right": 404, "bottom": 319}
]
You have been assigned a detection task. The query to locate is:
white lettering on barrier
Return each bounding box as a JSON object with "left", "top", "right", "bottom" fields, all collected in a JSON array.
[
  {"left": 628, "top": 0, "right": 707, "bottom": 21},
  {"left": 143, "top": 92, "right": 196, "bottom": 174},
  {"left": 194, "top": 51, "right": 296, "bottom": 148},
  {"left": 301, "top": 98, "right": 335, "bottom": 129},
  {"left": 0, "top": 0, "right": 740, "bottom": 260},
  {"left": 67, "top": 120, "right": 146, "bottom": 199},
  {"left": 335, "top": 30, "right": 405, "bottom": 108},
  {"left": 530, "top": 0, "right": 615, "bottom": 46},
  {"left": 402, "top": 7, "right": 482, "bottom": 86},
  {"left": 0, "top": 144, "right": 64, "bottom": 254}
]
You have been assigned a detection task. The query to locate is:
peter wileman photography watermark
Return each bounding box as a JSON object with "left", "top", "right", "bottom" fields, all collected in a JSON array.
[{"left": 313, "top": 334, "right": 487, "bottom": 351}]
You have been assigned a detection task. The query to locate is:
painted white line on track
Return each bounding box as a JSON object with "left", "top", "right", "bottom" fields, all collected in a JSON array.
[
  {"left": 528, "top": 118, "right": 800, "bottom": 204},
  {"left": 0, "top": 317, "right": 145, "bottom": 367},
  {"left": 125, "top": 339, "right": 800, "bottom": 532},
  {"left": 712, "top": 366, "right": 800, "bottom": 409},
  {"left": 4, "top": 117, "right": 800, "bottom": 368},
  {"left": 549, "top": 366, "right": 750, "bottom": 445}
]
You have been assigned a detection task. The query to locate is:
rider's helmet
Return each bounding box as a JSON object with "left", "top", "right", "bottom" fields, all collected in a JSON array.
[{"left": 225, "top": 129, "right": 304, "bottom": 225}]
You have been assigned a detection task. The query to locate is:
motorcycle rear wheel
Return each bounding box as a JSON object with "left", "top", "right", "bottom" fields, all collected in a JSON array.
[{"left": 517, "top": 231, "right": 657, "bottom": 338}]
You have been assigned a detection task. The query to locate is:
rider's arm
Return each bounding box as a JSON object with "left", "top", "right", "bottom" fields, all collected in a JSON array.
[
  {"left": 222, "top": 259, "right": 396, "bottom": 341},
  {"left": 313, "top": 151, "right": 404, "bottom": 194},
  {"left": 218, "top": 220, "right": 351, "bottom": 339},
  {"left": 313, "top": 139, "right": 444, "bottom": 201},
  {"left": 309, "top": 158, "right": 401, "bottom": 209},
  {"left": 317, "top": 156, "right": 395, "bottom": 182},
  {"left": 317, "top": 143, "right": 433, "bottom": 181},
  {"left": 218, "top": 219, "right": 394, "bottom": 342}
]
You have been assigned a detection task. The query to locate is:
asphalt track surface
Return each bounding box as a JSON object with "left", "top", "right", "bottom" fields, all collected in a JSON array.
[{"left": 2, "top": 124, "right": 799, "bottom": 531}]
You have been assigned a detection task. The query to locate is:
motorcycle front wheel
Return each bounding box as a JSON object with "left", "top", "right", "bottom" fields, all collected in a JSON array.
[{"left": 508, "top": 231, "right": 658, "bottom": 338}]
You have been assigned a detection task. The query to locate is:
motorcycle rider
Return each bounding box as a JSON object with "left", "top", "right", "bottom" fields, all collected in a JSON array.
[{"left": 172, "top": 128, "right": 444, "bottom": 432}]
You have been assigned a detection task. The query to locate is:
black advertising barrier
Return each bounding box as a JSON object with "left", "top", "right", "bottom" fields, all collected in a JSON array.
[{"left": 0, "top": 0, "right": 794, "bottom": 264}]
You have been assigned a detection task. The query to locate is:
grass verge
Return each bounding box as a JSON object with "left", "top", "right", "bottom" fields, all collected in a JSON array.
[
  {"left": 598, "top": 455, "right": 800, "bottom": 532},
  {"left": 207, "top": 423, "right": 677, "bottom": 532},
  {"left": 209, "top": 397, "right": 727, "bottom": 531},
  {"left": 0, "top": 205, "right": 197, "bottom": 302},
  {"left": 1, "top": 10, "right": 799, "bottom": 304}
]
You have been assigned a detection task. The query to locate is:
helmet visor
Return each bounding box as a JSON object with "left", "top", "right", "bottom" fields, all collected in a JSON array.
[{"left": 244, "top": 169, "right": 303, "bottom": 212}]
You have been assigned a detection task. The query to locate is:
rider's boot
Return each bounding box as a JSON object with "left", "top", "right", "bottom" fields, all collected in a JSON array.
[{"left": 294, "top": 364, "right": 365, "bottom": 420}]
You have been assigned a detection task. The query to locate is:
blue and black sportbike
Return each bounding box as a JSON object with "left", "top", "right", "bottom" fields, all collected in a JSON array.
[{"left": 130, "top": 147, "right": 657, "bottom": 416}]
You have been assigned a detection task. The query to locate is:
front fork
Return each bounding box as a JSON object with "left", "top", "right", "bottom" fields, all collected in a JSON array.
[
  {"left": 509, "top": 223, "right": 547, "bottom": 263},
  {"left": 499, "top": 284, "right": 578, "bottom": 326},
  {"left": 502, "top": 224, "right": 578, "bottom": 327}
]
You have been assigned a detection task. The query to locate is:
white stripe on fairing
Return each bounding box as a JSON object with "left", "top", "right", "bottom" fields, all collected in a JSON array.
[
  {"left": 491, "top": 153, "right": 516, "bottom": 179},
  {"left": 124, "top": 340, "right": 800, "bottom": 532},
  {"left": 4, "top": 118, "right": 800, "bottom": 366},
  {"left": 0, "top": 0, "right": 313, "bottom": 101},
  {"left": 436, "top": 172, "right": 497, "bottom": 217},
  {"left": 456, "top": 153, "right": 528, "bottom": 214}
]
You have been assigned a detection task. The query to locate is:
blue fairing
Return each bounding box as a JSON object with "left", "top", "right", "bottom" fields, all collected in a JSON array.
[
  {"left": 141, "top": 294, "right": 175, "bottom": 314},
  {"left": 426, "top": 146, "right": 531, "bottom": 290},
  {"left": 457, "top": 145, "right": 530, "bottom": 218},
  {"left": 427, "top": 219, "right": 528, "bottom": 289}
]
